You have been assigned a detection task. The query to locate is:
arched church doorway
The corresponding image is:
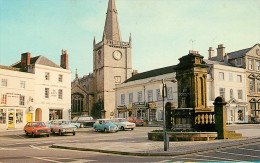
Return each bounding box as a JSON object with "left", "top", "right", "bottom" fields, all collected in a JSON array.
[{"left": 35, "top": 108, "right": 42, "bottom": 121}]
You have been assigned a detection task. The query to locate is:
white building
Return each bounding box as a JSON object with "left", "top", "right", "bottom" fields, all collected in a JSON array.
[
  {"left": 0, "top": 51, "right": 71, "bottom": 130},
  {"left": 205, "top": 60, "right": 248, "bottom": 123},
  {"left": 115, "top": 66, "right": 178, "bottom": 122},
  {"left": 0, "top": 66, "right": 34, "bottom": 130}
]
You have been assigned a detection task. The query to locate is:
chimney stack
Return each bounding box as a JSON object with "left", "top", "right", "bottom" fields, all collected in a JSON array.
[
  {"left": 21, "top": 52, "right": 31, "bottom": 71},
  {"left": 217, "top": 44, "right": 225, "bottom": 61},
  {"left": 208, "top": 47, "right": 214, "bottom": 59},
  {"left": 132, "top": 70, "right": 138, "bottom": 77},
  {"left": 61, "top": 49, "right": 69, "bottom": 69}
]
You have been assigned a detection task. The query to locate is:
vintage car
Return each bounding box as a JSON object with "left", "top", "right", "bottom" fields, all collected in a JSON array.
[
  {"left": 50, "top": 119, "right": 77, "bottom": 136},
  {"left": 93, "top": 119, "right": 118, "bottom": 133},
  {"left": 113, "top": 118, "right": 136, "bottom": 130},
  {"left": 128, "top": 117, "right": 144, "bottom": 126},
  {"left": 72, "top": 116, "right": 96, "bottom": 128},
  {"left": 46, "top": 120, "right": 80, "bottom": 128},
  {"left": 24, "top": 122, "right": 51, "bottom": 137}
]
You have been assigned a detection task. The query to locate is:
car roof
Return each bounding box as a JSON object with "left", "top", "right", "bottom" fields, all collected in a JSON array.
[
  {"left": 30, "top": 121, "right": 44, "bottom": 123},
  {"left": 97, "top": 119, "right": 111, "bottom": 120}
]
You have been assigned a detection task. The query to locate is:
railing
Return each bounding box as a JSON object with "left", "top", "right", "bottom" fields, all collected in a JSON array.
[{"left": 169, "top": 108, "right": 215, "bottom": 131}]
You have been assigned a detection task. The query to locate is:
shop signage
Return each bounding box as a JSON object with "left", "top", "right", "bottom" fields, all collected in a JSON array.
[
  {"left": 148, "top": 102, "right": 156, "bottom": 108},
  {"left": 132, "top": 102, "right": 147, "bottom": 108},
  {"left": 51, "top": 89, "right": 57, "bottom": 97},
  {"left": 128, "top": 104, "right": 132, "bottom": 109},
  {"left": 117, "top": 105, "right": 127, "bottom": 109}
]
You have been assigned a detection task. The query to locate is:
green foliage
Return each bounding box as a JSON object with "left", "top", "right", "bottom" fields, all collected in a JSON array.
[{"left": 91, "top": 100, "right": 103, "bottom": 119}]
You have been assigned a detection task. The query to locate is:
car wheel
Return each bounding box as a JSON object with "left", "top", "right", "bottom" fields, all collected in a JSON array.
[
  {"left": 104, "top": 128, "right": 108, "bottom": 133},
  {"left": 47, "top": 134, "right": 50, "bottom": 137},
  {"left": 121, "top": 126, "right": 125, "bottom": 131},
  {"left": 51, "top": 129, "right": 55, "bottom": 134},
  {"left": 73, "top": 132, "right": 75, "bottom": 136},
  {"left": 131, "top": 128, "right": 134, "bottom": 130},
  {"left": 31, "top": 132, "right": 35, "bottom": 138},
  {"left": 25, "top": 131, "right": 28, "bottom": 136},
  {"left": 59, "top": 130, "right": 63, "bottom": 136}
]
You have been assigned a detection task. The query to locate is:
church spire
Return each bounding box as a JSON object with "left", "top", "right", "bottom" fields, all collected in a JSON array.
[
  {"left": 103, "top": 0, "right": 121, "bottom": 42},
  {"left": 75, "top": 68, "right": 78, "bottom": 79}
]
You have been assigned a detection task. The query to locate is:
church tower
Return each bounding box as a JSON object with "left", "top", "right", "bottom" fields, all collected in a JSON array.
[{"left": 93, "top": 0, "right": 132, "bottom": 118}]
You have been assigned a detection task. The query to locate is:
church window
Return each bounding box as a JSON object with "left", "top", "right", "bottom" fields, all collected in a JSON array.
[
  {"left": 121, "top": 94, "right": 125, "bottom": 104},
  {"left": 250, "top": 78, "right": 255, "bottom": 92},
  {"left": 148, "top": 90, "right": 153, "bottom": 102},
  {"left": 230, "top": 89, "right": 234, "bottom": 99},
  {"left": 238, "top": 90, "right": 243, "bottom": 99},
  {"left": 138, "top": 91, "right": 142, "bottom": 102},
  {"left": 219, "top": 88, "right": 225, "bottom": 99},
  {"left": 219, "top": 72, "right": 224, "bottom": 80},
  {"left": 129, "top": 93, "right": 133, "bottom": 103},
  {"left": 72, "top": 94, "right": 84, "bottom": 113}
]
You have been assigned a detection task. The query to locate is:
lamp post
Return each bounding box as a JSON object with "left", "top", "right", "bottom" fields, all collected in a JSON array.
[{"left": 161, "top": 79, "right": 169, "bottom": 151}]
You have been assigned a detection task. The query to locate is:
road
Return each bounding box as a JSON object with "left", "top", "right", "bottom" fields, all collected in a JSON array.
[{"left": 0, "top": 126, "right": 259, "bottom": 162}]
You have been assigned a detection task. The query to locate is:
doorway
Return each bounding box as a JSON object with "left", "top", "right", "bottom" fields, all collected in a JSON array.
[
  {"left": 35, "top": 108, "right": 42, "bottom": 121},
  {"left": 26, "top": 113, "right": 32, "bottom": 124},
  {"left": 8, "top": 112, "right": 14, "bottom": 128}
]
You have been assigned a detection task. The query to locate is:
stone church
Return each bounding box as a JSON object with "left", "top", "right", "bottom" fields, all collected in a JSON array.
[{"left": 71, "top": 0, "right": 132, "bottom": 119}]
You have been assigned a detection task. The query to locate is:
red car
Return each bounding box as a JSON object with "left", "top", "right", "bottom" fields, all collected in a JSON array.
[
  {"left": 128, "top": 117, "right": 144, "bottom": 126},
  {"left": 24, "top": 122, "right": 51, "bottom": 137}
]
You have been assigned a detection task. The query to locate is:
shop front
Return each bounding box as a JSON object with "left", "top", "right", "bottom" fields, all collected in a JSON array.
[
  {"left": 117, "top": 105, "right": 127, "bottom": 118},
  {"left": 0, "top": 108, "right": 27, "bottom": 130},
  {"left": 226, "top": 100, "right": 248, "bottom": 123},
  {"left": 49, "top": 109, "right": 63, "bottom": 120}
]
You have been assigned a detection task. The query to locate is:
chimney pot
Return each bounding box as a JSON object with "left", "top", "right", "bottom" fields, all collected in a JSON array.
[{"left": 217, "top": 44, "right": 225, "bottom": 62}]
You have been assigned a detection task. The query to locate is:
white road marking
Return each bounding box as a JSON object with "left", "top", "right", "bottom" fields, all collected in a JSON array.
[
  {"left": 239, "top": 147, "right": 260, "bottom": 152},
  {"left": 216, "top": 151, "right": 260, "bottom": 158},
  {"left": 156, "top": 160, "right": 172, "bottom": 163},
  {"left": 175, "top": 157, "right": 220, "bottom": 162},
  {"left": 196, "top": 154, "right": 243, "bottom": 162},
  {"left": 31, "top": 157, "right": 62, "bottom": 163},
  {"left": 0, "top": 147, "right": 17, "bottom": 150},
  {"left": 67, "top": 159, "right": 96, "bottom": 163},
  {"left": 30, "top": 157, "right": 96, "bottom": 163},
  {"left": 29, "top": 145, "right": 44, "bottom": 150}
]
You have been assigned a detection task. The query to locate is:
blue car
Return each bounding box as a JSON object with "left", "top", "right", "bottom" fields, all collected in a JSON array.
[
  {"left": 46, "top": 120, "right": 80, "bottom": 128},
  {"left": 93, "top": 119, "right": 118, "bottom": 133}
]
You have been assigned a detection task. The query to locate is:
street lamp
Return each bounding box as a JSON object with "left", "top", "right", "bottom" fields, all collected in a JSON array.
[{"left": 161, "top": 79, "right": 169, "bottom": 151}]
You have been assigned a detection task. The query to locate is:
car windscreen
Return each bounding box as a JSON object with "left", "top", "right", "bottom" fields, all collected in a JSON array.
[
  {"left": 78, "top": 117, "right": 93, "bottom": 121},
  {"left": 118, "top": 119, "right": 127, "bottom": 122},
  {"left": 104, "top": 120, "right": 112, "bottom": 124},
  {"left": 58, "top": 121, "right": 70, "bottom": 125},
  {"left": 32, "top": 122, "right": 46, "bottom": 127}
]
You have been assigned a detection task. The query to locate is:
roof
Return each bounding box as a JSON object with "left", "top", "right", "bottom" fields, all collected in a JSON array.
[
  {"left": 124, "top": 65, "right": 177, "bottom": 83},
  {"left": 11, "top": 55, "right": 60, "bottom": 68},
  {"left": 0, "top": 65, "right": 21, "bottom": 71},
  {"left": 204, "top": 59, "right": 232, "bottom": 66},
  {"left": 227, "top": 47, "right": 251, "bottom": 60}
]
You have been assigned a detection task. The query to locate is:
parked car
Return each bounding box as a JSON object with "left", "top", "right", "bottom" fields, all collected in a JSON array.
[
  {"left": 128, "top": 117, "right": 144, "bottom": 126},
  {"left": 93, "top": 119, "right": 118, "bottom": 133},
  {"left": 24, "top": 121, "right": 51, "bottom": 137},
  {"left": 72, "top": 116, "right": 96, "bottom": 128},
  {"left": 50, "top": 119, "right": 77, "bottom": 136},
  {"left": 46, "top": 120, "right": 80, "bottom": 128},
  {"left": 113, "top": 118, "right": 135, "bottom": 130}
]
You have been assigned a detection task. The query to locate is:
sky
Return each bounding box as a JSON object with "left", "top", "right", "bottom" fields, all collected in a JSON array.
[{"left": 0, "top": 0, "right": 259, "bottom": 80}]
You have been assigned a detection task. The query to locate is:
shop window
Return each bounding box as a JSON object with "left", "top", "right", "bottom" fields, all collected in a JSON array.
[
  {"left": 20, "top": 81, "right": 25, "bottom": 89},
  {"left": 148, "top": 90, "right": 153, "bottom": 102},
  {"left": 0, "top": 109, "right": 6, "bottom": 124},
  {"left": 16, "top": 110, "right": 23, "bottom": 124},
  {"left": 121, "top": 94, "right": 125, "bottom": 104},
  {"left": 58, "top": 89, "right": 63, "bottom": 99},
  {"left": 156, "top": 89, "right": 162, "bottom": 101},
  {"left": 45, "top": 88, "right": 49, "bottom": 98},
  {"left": 1, "top": 94, "right": 7, "bottom": 104},
  {"left": 58, "top": 74, "right": 63, "bottom": 82},
  {"left": 137, "top": 91, "right": 142, "bottom": 102},
  {"left": 49, "top": 109, "right": 63, "bottom": 120},
  {"left": 1, "top": 79, "right": 7, "bottom": 87},
  {"left": 19, "top": 95, "right": 25, "bottom": 105},
  {"left": 45, "top": 72, "right": 50, "bottom": 80},
  {"left": 167, "top": 87, "right": 173, "bottom": 100},
  {"left": 129, "top": 93, "right": 133, "bottom": 103}
]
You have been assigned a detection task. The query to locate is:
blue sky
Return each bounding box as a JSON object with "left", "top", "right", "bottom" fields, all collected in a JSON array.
[{"left": 0, "top": 0, "right": 259, "bottom": 80}]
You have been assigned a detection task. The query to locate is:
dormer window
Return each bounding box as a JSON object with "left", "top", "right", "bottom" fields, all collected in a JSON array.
[{"left": 236, "top": 58, "right": 242, "bottom": 66}]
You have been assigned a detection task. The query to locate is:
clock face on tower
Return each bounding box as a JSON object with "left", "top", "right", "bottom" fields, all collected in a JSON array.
[{"left": 113, "top": 50, "right": 122, "bottom": 60}]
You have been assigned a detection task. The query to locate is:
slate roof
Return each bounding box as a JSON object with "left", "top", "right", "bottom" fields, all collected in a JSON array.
[
  {"left": 11, "top": 55, "right": 60, "bottom": 68},
  {"left": 124, "top": 65, "right": 177, "bottom": 83},
  {"left": 227, "top": 47, "right": 251, "bottom": 60},
  {"left": 203, "top": 59, "right": 232, "bottom": 66}
]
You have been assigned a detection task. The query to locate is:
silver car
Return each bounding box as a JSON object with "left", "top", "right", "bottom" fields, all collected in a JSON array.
[{"left": 50, "top": 119, "right": 77, "bottom": 136}]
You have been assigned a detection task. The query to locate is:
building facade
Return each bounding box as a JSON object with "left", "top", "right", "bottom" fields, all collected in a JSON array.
[
  {"left": 115, "top": 66, "right": 178, "bottom": 122},
  {"left": 208, "top": 43, "right": 260, "bottom": 122},
  {"left": 0, "top": 51, "right": 71, "bottom": 130},
  {"left": 72, "top": 0, "right": 132, "bottom": 119}
]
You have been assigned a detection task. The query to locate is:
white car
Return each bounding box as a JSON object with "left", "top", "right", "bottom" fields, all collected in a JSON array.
[{"left": 113, "top": 118, "right": 136, "bottom": 131}]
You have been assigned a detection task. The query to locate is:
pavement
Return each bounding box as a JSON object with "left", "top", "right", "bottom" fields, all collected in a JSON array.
[{"left": 51, "top": 124, "right": 260, "bottom": 156}]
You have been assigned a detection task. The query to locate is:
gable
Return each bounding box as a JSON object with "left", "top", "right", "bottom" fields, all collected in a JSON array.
[{"left": 245, "top": 44, "right": 260, "bottom": 58}]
